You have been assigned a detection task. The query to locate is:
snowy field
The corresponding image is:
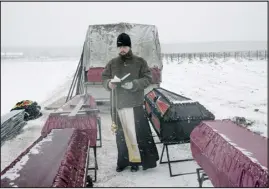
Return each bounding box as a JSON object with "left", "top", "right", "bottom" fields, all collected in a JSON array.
[
  {"left": 162, "top": 57, "right": 267, "bottom": 137},
  {"left": 1, "top": 57, "right": 267, "bottom": 187},
  {"left": 1, "top": 59, "right": 78, "bottom": 116}
]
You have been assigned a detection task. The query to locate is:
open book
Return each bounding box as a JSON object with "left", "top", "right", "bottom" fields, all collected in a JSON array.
[{"left": 110, "top": 73, "right": 130, "bottom": 83}]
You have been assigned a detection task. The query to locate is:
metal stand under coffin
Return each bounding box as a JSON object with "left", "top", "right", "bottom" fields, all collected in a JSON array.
[{"left": 144, "top": 87, "right": 215, "bottom": 178}]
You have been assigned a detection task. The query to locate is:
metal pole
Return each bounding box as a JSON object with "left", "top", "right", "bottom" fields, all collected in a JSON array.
[{"left": 111, "top": 87, "right": 118, "bottom": 134}]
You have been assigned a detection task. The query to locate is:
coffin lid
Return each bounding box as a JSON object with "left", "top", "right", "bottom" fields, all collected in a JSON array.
[{"left": 145, "top": 88, "right": 215, "bottom": 121}]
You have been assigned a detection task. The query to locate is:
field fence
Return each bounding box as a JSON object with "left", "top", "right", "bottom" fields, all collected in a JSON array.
[{"left": 161, "top": 50, "right": 267, "bottom": 62}]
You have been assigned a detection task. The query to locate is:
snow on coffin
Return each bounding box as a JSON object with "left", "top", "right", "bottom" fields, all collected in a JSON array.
[
  {"left": 190, "top": 120, "right": 268, "bottom": 187},
  {"left": 144, "top": 88, "right": 215, "bottom": 143},
  {"left": 0, "top": 128, "right": 93, "bottom": 187},
  {"left": 41, "top": 95, "right": 99, "bottom": 147}
]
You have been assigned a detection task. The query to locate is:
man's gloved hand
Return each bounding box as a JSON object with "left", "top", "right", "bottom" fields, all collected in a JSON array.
[{"left": 121, "top": 81, "right": 133, "bottom": 90}]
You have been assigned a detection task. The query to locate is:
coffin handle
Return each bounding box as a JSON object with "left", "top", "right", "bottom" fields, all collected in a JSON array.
[
  {"left": 254, "top": 181, "right": 259, "bottom": 187},
  {"left": 239, "top": 169, "right": 245, "bottom": 187}
]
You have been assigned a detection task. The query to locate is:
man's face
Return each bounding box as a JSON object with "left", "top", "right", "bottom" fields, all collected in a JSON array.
[{"left": 118, "top": 46, "right": 130, "bottom": 55}]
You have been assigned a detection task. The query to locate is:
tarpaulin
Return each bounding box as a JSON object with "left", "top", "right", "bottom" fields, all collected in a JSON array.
[{"left": 82, "top": 23, "right": 163, "bottom": 71}]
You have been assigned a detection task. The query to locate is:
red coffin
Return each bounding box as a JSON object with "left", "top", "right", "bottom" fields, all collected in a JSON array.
[
  {"left": 87, "top": 67, "right": 161, "bottom": 84},
  {"left": 41, "top": 95, "right": 98, "bottom": 147},
  {"left": 87, "top": 67, "right": 104, "bottom": 82},
  {"left": 1, "top": 128, "right": 91, "bottom": 187},
  {"left": 190, "top": 120, "right": 268, "bottom": 187}
]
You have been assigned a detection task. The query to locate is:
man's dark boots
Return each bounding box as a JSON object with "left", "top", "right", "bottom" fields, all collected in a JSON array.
[
  {"left": 130, "top": 165, "right": 139, "bottom": 172},
  {"left": 116, "top": 166, "right": 125, "bottom": 172}
]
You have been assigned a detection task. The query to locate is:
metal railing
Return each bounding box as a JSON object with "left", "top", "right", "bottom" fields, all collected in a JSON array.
[{"left": 65, "top": 43, "right": 85, "bottom": 103}]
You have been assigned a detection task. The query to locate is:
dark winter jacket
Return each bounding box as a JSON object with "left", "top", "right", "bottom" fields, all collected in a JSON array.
[{"left": 102, "top": 50, "right": 152, "bottom": 109}]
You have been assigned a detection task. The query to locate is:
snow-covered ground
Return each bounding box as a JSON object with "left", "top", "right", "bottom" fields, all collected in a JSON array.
[
  {"left": 1, "top": 57, "right": 267, "bottom": 187},
  {"left": 1, "top": 59, "right": 78, "bottom": 172},
  {"left": 1, "top": 59, "right": 78, "bottom": 116},
  {"left": 162, "top": 57, "right": 267, "bottom": 137}
]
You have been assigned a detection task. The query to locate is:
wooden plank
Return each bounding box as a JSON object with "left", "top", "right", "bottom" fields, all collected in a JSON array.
[
  {"left": 95, "top": 98, "right": 110, "bottom": 102},
  {"left": 84, "top": 81, "right": 102, "bottom": 85},
  {"left": 50, "top": 109, "right": 100, "bottom": 116},
  {"left": 68, "top": 99, "right": 85, "bottom": 117},
  {"left": 44, "top": 96, "right": 67, "bottom": 110},
  {"left": 60, "top": 95, "right": 82, "bottom": 112},
  {"left": 69, "top": 104, "right": 92, "bottom": 108}
]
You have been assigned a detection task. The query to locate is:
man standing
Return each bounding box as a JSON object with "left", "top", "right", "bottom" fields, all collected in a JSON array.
[{"left": 102, "top": 33, "right": 159, "bottom": 172}]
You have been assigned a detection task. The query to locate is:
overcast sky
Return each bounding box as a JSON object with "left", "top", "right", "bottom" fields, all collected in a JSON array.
[{"left": 1, "top": 2, "right": 267, "bottom": 47}]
